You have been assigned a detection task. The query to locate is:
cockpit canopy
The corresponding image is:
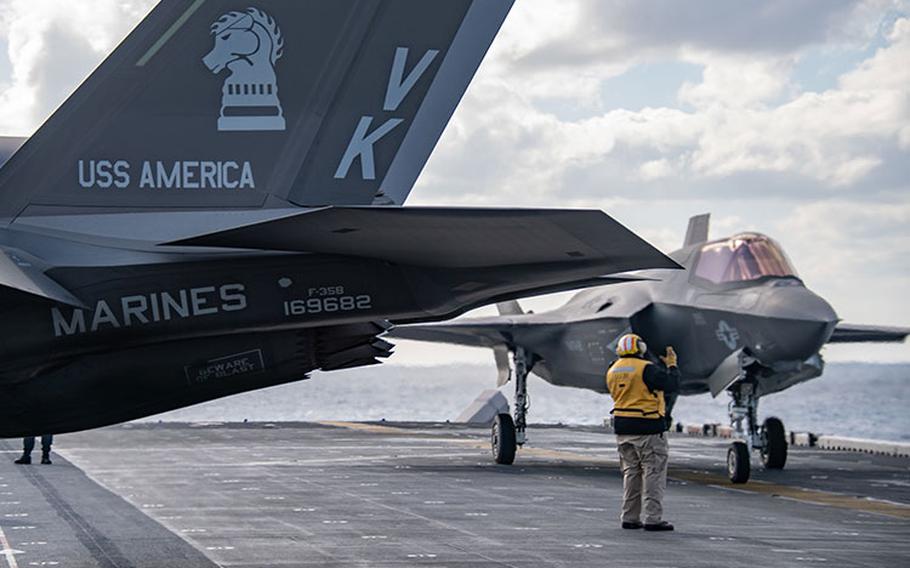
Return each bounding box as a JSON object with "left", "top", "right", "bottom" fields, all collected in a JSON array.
[{"left": 693, "top": 233, "right": 798, "bottom": 285}]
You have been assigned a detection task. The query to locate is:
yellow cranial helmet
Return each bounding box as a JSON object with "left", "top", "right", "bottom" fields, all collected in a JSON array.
[{"left": 616, "top": 333, "right": 647, "bottom": 356}]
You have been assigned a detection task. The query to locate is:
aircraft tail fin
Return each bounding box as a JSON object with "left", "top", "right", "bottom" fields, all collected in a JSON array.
[
  {"left": 0, "top": 0, "right": 512, "bottom": 223},
  {"left": 684, "top": 213, "right": 711, "bottom": 247},
  {"left": 496, "top": 300, "right": 524, "bottom": 316}
]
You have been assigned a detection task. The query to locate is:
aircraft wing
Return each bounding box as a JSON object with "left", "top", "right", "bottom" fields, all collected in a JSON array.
[
  {"left": 390, "top": 318, "right": 516, "bottom": 348},
  {"left": 165, "top": 207, "right": 681, "bottom": 270},
  {"left": 389, "top": 272, "right": 652, "bottom": 346},
  {"left": 166, "top": 207, "right": 678, "bottom": 319},
  {"left": 827, "top": 323, "right": 910, "bottom": 343}
]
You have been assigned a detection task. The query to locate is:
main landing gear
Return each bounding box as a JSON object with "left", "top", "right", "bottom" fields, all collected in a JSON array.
[
  {"left": 726, "top": 379, "right": 788, "bottom": 483},
  {"left": 491, "top": 347, "right": 531, "bottom": 465}
]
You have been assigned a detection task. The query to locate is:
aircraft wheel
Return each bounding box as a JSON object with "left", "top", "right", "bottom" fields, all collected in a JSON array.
[
  {"left": 492, "top": 413, "right": 516, "bottom": 465},
  {"left": 727, "top": 441, "right": 751, "bottom": 484},
  {"left": 760, "top": 417, "right": 788, "bottom": 470}
]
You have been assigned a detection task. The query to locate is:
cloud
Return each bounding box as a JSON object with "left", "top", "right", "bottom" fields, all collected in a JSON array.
[
  {"left": 778, "top": 200, "right": 910, "bottom": 279},
  {"left": 0, "top": 0, "right": 155, "bottom": 134},
  {"left": 515, "top": 0, "right": 899, "bottom": 72},
  {"left": 580, "top": 0, "right": 863, "bottom": 54},
  {"left": 684, "top": 16, "right": 910, "bottom": 185},
  {"left": 775, "top": 200, "right": 910, "bottom": 337},
  {"left": 415, "top": 3, "right": 910, "bottom": 209}
]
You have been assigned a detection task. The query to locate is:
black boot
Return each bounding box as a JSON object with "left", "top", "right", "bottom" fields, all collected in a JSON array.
[
  {"left": 14, "top": 455, "right": 31, "bottom": 465},
  {"left": 41, "top": 453, "right": 52, "bottom": 465},
  {"left": 644, "top": 521, "right": 674, "bottom": 532}
]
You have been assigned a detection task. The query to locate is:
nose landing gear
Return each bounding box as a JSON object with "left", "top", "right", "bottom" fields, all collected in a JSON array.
[
  {"left": 760, "top": 416, "right": 787, "bottom": 470},
  {"left": 727, "top": 441, "right": 750, "bottom": 484},
  {"left": 727, "top": 380, "right": 788, "bottom": 483},
  {"left": 490, "top": 347, "right": 532, "bottom": 465},
  {"left": 492, "top": 413, "right": 516, "bottom": 464}
]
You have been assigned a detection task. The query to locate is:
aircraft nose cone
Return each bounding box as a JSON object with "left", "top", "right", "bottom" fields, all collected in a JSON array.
[
  {"left": 768, "top": 285, "right": 838, "bottom": 324},
  {"left": 757, "top": 284, "right": 838, "bottom": 361}
]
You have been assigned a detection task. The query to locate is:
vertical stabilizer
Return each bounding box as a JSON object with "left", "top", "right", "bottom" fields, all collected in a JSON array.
[
  {"left": 496, "top": 300, "right": 524, "bottom": 316},
  {"left": 0, "top": 0, "right": 513, "bottom": 223},
  {"left": 684, "top": 213, "right": 711, "bottom": 247}
]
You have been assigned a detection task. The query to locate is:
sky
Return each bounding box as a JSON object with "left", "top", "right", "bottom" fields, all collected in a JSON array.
[{"left": 0, "top": 0, "right": 907, "bottom": 367}]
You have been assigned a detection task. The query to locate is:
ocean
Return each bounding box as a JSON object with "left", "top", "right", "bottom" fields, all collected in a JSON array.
[{"left": 145, "top": 362, "right": 910, "bottom": 442}]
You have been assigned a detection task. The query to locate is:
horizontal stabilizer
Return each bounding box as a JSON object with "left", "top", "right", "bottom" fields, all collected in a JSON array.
[
  {"left": 0, "top": 247, "right": 85, "bottom": 307},
  {"left": 827, "top": 323, "right": 910, "bottom": 344},
  {"left": 165, "top": 206, "right": 681, "bottom": 271},
  {"left": 684, "top": 213, "right": 710, "bottom": 247}
]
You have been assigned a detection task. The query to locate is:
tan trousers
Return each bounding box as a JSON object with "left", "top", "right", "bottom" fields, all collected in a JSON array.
[{"left": 616, "top": 433, "right": 669, "bottom": 525}]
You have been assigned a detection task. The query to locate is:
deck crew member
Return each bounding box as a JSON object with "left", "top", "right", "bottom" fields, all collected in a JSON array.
[
  {"left": 14, "top": 435, "right": 54, "bottom": 465},
  {"left": 606, "top": 333, "right": 679, "bottom": 532}
]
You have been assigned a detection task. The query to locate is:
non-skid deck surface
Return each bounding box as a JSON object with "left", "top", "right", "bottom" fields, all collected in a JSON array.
[{"left": 0, "top": 422, "right": 907, "bottom": 567}]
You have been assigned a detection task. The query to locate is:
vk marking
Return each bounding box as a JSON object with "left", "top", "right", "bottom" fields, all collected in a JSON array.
[{"left": 335, "top": 47, "right": 441, "bottom": 181}]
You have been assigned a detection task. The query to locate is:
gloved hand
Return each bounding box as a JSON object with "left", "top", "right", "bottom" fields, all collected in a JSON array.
[{"left": 660, "top": 346, "right": 678, "bottom": 368}]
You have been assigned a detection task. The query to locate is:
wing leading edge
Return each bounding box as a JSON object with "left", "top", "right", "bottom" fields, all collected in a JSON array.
[
  {"left": 165, "top": 206, "right": 678, "bottom": 322},
  {"left": 827, "top": 323, "right": 910, "bottom": 344},
  {"left": 390, "top": 318, "right": 517, "bottom": 348},
  {"left": 165, "top": 206, "right": 682, "bottom": 270}
]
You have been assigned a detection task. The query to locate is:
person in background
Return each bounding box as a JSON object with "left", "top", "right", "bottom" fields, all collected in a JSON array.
[
  {"left": 606, "top": 333, "right": 680, "bottom": 532},
  {"left": 14, "top": 435, "right": 53, "bottom": 465}
]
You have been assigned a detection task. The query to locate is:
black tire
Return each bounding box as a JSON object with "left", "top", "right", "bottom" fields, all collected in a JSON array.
[
  {"left": 727, "top": 441, "right": 751, "bottom": 484},
  {"left": 492, "top": 413, "right": 516, "bottom": 465},
  {"left": 761, "top": 417, "right": 788, "bottom": 470}
]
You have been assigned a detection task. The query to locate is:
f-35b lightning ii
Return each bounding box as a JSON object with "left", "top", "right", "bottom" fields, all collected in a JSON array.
[
  {"left": 0, "top": 1, "right": 678, "bottom": 438},
  {"left": 391, "top": 214, "right": 910, "bottom": 483}
]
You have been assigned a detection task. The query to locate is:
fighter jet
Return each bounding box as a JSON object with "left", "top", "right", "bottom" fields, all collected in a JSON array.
[
  {"left": 390, "top": 214, "right": 909, "bottom": 483},
  {"left": 0, "top": 1, "right": 679, "bottom": 438}
]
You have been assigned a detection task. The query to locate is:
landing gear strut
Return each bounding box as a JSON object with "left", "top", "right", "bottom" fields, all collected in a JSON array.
[
  {"left": 491, "top": 347, "right": 531, "bottom": 465},
  {"left": 726, "top": 379, "right": 787, "bottom": 483}
]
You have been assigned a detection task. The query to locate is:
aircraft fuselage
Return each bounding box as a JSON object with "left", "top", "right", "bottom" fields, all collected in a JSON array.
[
  {"left": 0, "top": 243, "right": 564, "bottom": 437},
  {"left": 0, "top": 251, "right": 408, "bottom": 436},
  {"left": 513, "top": 240, "right": 839, "bottom": 397}
]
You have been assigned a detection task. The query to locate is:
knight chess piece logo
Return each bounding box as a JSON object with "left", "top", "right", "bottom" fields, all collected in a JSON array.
[{"left": 203, "top": 7, "right": 286, "bottom": 132}]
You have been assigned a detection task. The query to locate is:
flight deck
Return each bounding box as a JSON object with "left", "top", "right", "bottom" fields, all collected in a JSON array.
[{"left": 0, "top": 422, "right": 907, "bottom": 567}]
